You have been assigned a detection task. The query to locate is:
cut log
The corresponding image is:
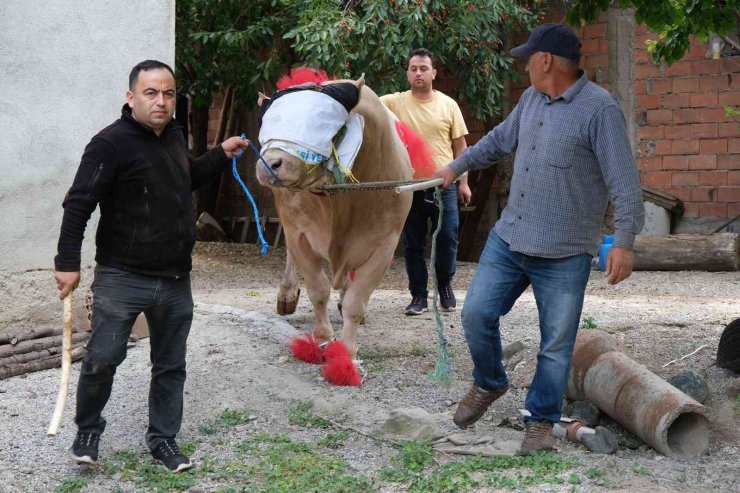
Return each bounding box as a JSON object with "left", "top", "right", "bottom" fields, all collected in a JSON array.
[
  {"left": 0, "top": 347, "right": 84, "bottom": 381},
  {"left": 0, "top": 332, "right": 89, "bottom": 359},
  {"left": 633, "top": 233, "right": 739, "bottom": 271},
  {"left": 0, "top": 340, "right": 87, "bottom": 367},
  {"left": 0, "top": 324, "right": 89, "bottom": 347}
]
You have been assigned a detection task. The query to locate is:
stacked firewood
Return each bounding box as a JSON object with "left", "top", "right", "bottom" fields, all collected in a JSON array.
[{"left": 0, "top": 299, "right": 91, "bottom": 380}]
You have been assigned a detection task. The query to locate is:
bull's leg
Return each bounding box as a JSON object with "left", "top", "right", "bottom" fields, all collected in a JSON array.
[
  {"left": 277, "top": 249, "right": 300, "bottom": 315},
  {"left": 339, "top": 243, "right": 396, "bottom": 358},
  {"left": 288, "top": 236, "right": 334, "bottom": 343}
]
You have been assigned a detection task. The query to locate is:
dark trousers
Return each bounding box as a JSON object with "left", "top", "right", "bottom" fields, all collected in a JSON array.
[
  {"left": 403, "top": 184, "right": 459, "bottom": 298},
  {"left": 75, "top": 264, "right": 193, "bottom": 450}
]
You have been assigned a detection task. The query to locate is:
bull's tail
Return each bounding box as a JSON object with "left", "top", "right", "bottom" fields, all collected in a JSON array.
[{"left": 394, "top": 120, "right": 436, "bottom": 179}]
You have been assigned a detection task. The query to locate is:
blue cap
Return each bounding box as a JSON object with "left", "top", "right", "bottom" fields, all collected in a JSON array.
[{"left": 510, "top": 23, "right": 582, "bottom": 61}]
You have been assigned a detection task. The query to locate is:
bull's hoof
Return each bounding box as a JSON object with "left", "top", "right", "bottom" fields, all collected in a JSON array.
[{"left": 277, "top": 288, "right": 300, "bottom": 315}]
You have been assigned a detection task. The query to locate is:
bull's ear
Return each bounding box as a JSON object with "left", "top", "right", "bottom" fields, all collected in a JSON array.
[
  {"left": 355, "top": 73, "right": 365, "bottom": 90},
  {"left": 257, "top": 92, "right": 270, "bottom": 108}
]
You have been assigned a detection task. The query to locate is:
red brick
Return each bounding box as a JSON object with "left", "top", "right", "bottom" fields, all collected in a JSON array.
[
  {"left": 647, "top": 110, "right": 673, "bottom": 123},
  {"left": 721, "top": 58, "right": 740, "bottom": 73},
  {"left": 732, "top": 74, "right": 740, "bottom": 90},
  {"left": 718, "top": 92, "right": 740, "bottom": 106},
  {"left": 689, "top": 92, "right": 718, "bottom": 108},
  {"left": 719, "top": 123, "right": 740, "bottom": 138},
  {"left": 691, "top": 123, "right": 718, "bottom": 139},
  {"left": 641, "top": 171, "right": 671, "bottom": 187},
  {"left": 662, "top": 94, "right": 690, "bottom": 109},
  {"left": 718, "top": 187, "right": 740, "bottom": 203},
  {"left": 664, "top": 187, "right": 692, "bottom": 202},
  {"left": 639, "top": 125, "right": 664, "bottom": 139},
  {"left": 640, "top": 156, "right": 663, "bottom": 171},
  {"left": 636, "top": 64, "right": 661, "bottom": 79},
  {"left": 672, "top": 78, "right": 700, "bottom": 93},
  {"left": 635, "top": 50, "right": 652, "bottom": 64},
  {"left": 718, "top": 155, "right": 740, "bottom": 170},
  {"left": 683, "top": 202, "right": 700, "bottom": 217},
  {"left": 691, "top": 60, "right": 722, "bottom": 75},
  {"left": 654, "top": 140, "right": 673, "bottom": 155},
  {"left": 674, "top": 109, "right": 700, "bottom": 124},
  {"left": 686, "top": 42, "right": 707, "bottom": 60},
  {"left": 664, "top": 125, "right": 692, "bottom": 140},
  {"left": 649, "top": 79, "right": 673, "bottom": 95},
  {"left": 688, "top": 154, "right": 717, "bottom": 169},
  {"left": 663, "top": 61, "right": 692, "bottom": 77},
  {"left": 700, "top": 108, "right": 732, "bottom": 122},
  {"left": 635, "top": 23, "right": 649, "bottom": 35},
  {"left": 672, "top": 140, "right": 700, "bottom": 154},
  {"left": 690, "top": 187, "right": 716, "bottom": 201},
  {"left": 730, "top": 138, "right": 740, "bottom": 153},
  {"left": 638, "top": 94, "right": 662, "bottom": 109},
  {"left": 671, "top": 172, "right": 699, "bottom": 186},
  {"left": 598, "top": 39, "right": 610, "bottom": 52},
  {"left": 728, "top": 171, "right": 740, "bottom": 185},
  {"left": 699, "top": 75, "right": 730, "bottom": 91},
  {"left": 699, "top": 203, "right": 728, "bottom": 217},
  {"left": 729, "top": 203, "right": 740, "bottom": 216},
  {"left": 700, "top": 139, "right": 728, "bottom": 153},
  {"left": 662, "top": 155, "right": 689, "bottom": 170},
  {"left": 582, "top": 23, "right": 606, "bottom": 39},
  {"left": 585, "top": 54, "right": 609, "bottom": 69},
  {"left": 635, "top": 80, "right": 647, "bottom": 95},
  {"left": 580, "top": 38, "right": 600, "bottom": 55},
  {"left": 699, "top": 171, "right": 728, "bottom": 186}
]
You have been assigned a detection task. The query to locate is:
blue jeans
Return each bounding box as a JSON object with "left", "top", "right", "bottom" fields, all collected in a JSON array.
[
  {"left": 461, "top": 230, "right": 591, "bottom": 423},
  {"left": 404, "top": 185, "right": 459, "bottom": 297},
  {"left": 75, "top": 264, "right": 193, "bottom": 449}
]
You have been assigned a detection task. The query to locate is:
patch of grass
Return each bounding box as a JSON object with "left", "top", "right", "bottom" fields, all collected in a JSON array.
[
  {"left": 200, "top": 408, "right": 252, "bottom": 434},
  {"left": 580, "top": 316, "right": 598, "bottom": 329},
  {"left": 585, "top": 467, "right": 605, "bottom": 479},
  {"left": 410, "top": 343, "right": 432, "bottom": 357},
  {"left": 180, "top": 441, "right": 199, "bottom": 456},
  {"left": 104, "top": 450, "right": 197, "bottom": 493},
  {"left": 633, "top": 463, "right": 652, "bottom": 476},
  {"left": 245, "top": 290, "right": 261, "bottom": 296},
  {"left": 317, "top": 431, "right": 350, "bottom": 449},
  {"left": 288, "top": 401, "right": 332, "bottom": 428},
  {"left": 379, "top": 445, "right": 575, "bottom": 492},
  {"left": 55, "top": 477, "right": 87, "bottom": 493}
]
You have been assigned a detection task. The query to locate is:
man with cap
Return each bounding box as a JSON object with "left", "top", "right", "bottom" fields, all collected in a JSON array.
[{"left": 432, "top": 24, "right": 644, "bottom": 453}]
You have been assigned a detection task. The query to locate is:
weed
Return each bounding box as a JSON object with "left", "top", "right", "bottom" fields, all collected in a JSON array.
[
  {"left": 180, "top": 441, "right": 199, "bottom": 456},
  {"left": 200, "top": 407, "right": 252, "bottom": 434},
  {"left": 410, "top": 343, "right": 431, "bottom": 357},
  {"left": 567, "top": 473, "right": 581, "bottom": 484},
  {"left": 633, "top": 463, "right": 652, "bottom": 476},
  {"left": 585, "top": 467, "right": 605, "bottom": 479},
  {"left": 245, "top": 290, "right": 261, "bottom": 296},
  {"left": 318, "top": 431, "right": 350, "bottom": 449},
  {"left": 581, "top": 316, "right": 598, "bottom": 329},
  {"left": 288, "top": 401, "right": 332, "bottom": 428},
  {"left": 104, "top": 449, "right": 197, "bottom": 492},
  {"left": 54, "top": 477, "right": 87, "bottom": 493}
]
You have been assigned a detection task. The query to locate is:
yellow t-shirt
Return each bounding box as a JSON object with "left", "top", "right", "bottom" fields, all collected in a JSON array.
[{"left": 380, "top": 90, "right": 468, "bottom": 169}]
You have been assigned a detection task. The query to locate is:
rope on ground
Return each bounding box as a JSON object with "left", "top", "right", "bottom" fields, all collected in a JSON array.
[{"left": 429, "top": 187, "right": 452, "bottom": 388}]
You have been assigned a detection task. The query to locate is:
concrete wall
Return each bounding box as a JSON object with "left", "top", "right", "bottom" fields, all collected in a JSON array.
[{"left": 0, "top": 0, "right": 174, "bottom": 327}]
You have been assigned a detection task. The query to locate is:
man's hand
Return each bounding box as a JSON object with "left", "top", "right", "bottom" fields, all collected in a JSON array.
[
  {"left": 457, "top": 180, "right": 472, "bottom": 206},
  {"left": 221, "top": 136, "right": 250, "bottom": 158},
  {"left": 431, "top": 166, "right": 458, "bottom": 190},
  {"left": 605, "top": 247, "right": 634, "bottom": 285},
  {"left": 55, "top": 271, "right": 80, "bottom": 300}
]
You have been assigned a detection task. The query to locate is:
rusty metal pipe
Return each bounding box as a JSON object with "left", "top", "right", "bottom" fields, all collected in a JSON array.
[{"left": 567, "top": 331, "right": 710, "bottom": 459}]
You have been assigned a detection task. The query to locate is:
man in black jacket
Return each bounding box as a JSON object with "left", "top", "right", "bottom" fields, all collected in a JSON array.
[{"left": 54, "top": 60, "right": 248, "bottom": 472}]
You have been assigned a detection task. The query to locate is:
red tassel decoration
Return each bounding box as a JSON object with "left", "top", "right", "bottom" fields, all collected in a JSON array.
[
  {"left": 289, "top": 333, "right": 324, "bottom": 364},
  {"left": 394, "top": 120, "right": 436, "bottom": 179},
  {"left": 276, "top": 67, "right": 333, "bottom": 90},
  {"left": 321, "top": 340, "right": 362, "bottom": 386}
]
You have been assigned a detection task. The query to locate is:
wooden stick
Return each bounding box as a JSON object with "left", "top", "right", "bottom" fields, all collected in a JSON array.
[
  {"left": 47, "top": 295, "right": 74, "bottom": 436},
  {"left": 662, "top": 344, "right": 709, "bottom": 368}
]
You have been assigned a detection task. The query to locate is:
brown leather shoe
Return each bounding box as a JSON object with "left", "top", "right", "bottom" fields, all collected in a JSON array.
[
  {"left": 519, "top": 421, "right": 555, "bottom": 454},
  {"left": 453, "top": 383, "right": 509, "bottom": 428}
]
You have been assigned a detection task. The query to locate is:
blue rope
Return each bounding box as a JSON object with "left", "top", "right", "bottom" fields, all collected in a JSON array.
[{"left": 232, "top": 134, "right": 269, "bottom": 255}]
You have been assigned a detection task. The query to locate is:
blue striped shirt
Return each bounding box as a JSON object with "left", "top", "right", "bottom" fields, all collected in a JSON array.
[{"left": 450, "top": 72, "right": 644, "bottom": 257}]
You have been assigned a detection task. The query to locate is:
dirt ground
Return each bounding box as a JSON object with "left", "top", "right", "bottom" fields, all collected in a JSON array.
[{"left": 0, "top": 240, "right": 738, "bottom": 492}]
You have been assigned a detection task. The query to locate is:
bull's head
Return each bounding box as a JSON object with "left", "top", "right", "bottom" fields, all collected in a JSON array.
[{"left": 255, "top": 78, "right": 364, "bottom": 190}]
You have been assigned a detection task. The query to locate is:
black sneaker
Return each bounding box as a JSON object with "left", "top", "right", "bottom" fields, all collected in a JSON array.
[
  {"left": 151, "top": 438, "right": 193, "bottom": 472},
  {"left": 405, "top": 296, "right": 428, "bottom": 315},
  {"left": 69, "top": 431, "right": 100, "bottom": 465},
  {"left": 439, "top": 284, "right": 456, "bottom": 312}
]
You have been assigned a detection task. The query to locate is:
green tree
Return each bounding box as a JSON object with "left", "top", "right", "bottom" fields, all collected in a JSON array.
[{"left": 564, "top": 0, "right": 740, "bottom": 65}]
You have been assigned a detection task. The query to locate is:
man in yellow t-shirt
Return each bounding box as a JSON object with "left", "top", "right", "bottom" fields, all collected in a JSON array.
[{"left": 380, "top": 48, "right": 470, "bottom": 315}]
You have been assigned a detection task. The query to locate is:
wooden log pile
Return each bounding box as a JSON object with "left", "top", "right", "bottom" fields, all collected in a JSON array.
[
  {"left": 633, "top": 233, "right": 740, "bottom": 272},
  {"left": 0, "top": 303, "right": 91, "bottom": 380}
]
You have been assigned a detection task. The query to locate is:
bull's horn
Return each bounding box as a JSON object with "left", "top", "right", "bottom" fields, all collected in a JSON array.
[
  {"left": 257, "top": 92, "right": 270, "bottom": 108},
  {"left": 356, "top": 73, "right": 365, "bottom": 89}
]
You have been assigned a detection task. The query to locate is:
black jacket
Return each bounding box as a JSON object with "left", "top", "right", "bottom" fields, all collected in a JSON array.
[{"left": 55, "top": 105, "right": 229, "bottom": 277}]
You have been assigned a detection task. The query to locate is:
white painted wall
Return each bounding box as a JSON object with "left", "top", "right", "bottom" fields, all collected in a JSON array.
[{"left": 0, "top": 0, "right": 175, "bottom": 272}]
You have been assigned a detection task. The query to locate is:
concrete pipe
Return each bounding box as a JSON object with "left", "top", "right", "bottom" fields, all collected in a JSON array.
[{"left": 567, "top": 330, "right": 710, "bottom": 459}]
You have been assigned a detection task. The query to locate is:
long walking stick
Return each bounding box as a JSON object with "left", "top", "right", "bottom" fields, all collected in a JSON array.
[{"left": 47, "top": 294, "right": 73, "bottom": 436}]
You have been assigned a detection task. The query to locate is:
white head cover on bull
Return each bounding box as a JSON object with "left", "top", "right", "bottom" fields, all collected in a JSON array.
[{"left": 258, "top": 82, "right": 365, "bottom": 185}]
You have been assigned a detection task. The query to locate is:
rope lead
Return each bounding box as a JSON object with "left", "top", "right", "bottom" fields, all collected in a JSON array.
[
  {"left": 232, "top": 134, "right": 269, "bottom": 255},
  {"left": 429, "top": 187, "right": 452, "bottom": 388}
]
